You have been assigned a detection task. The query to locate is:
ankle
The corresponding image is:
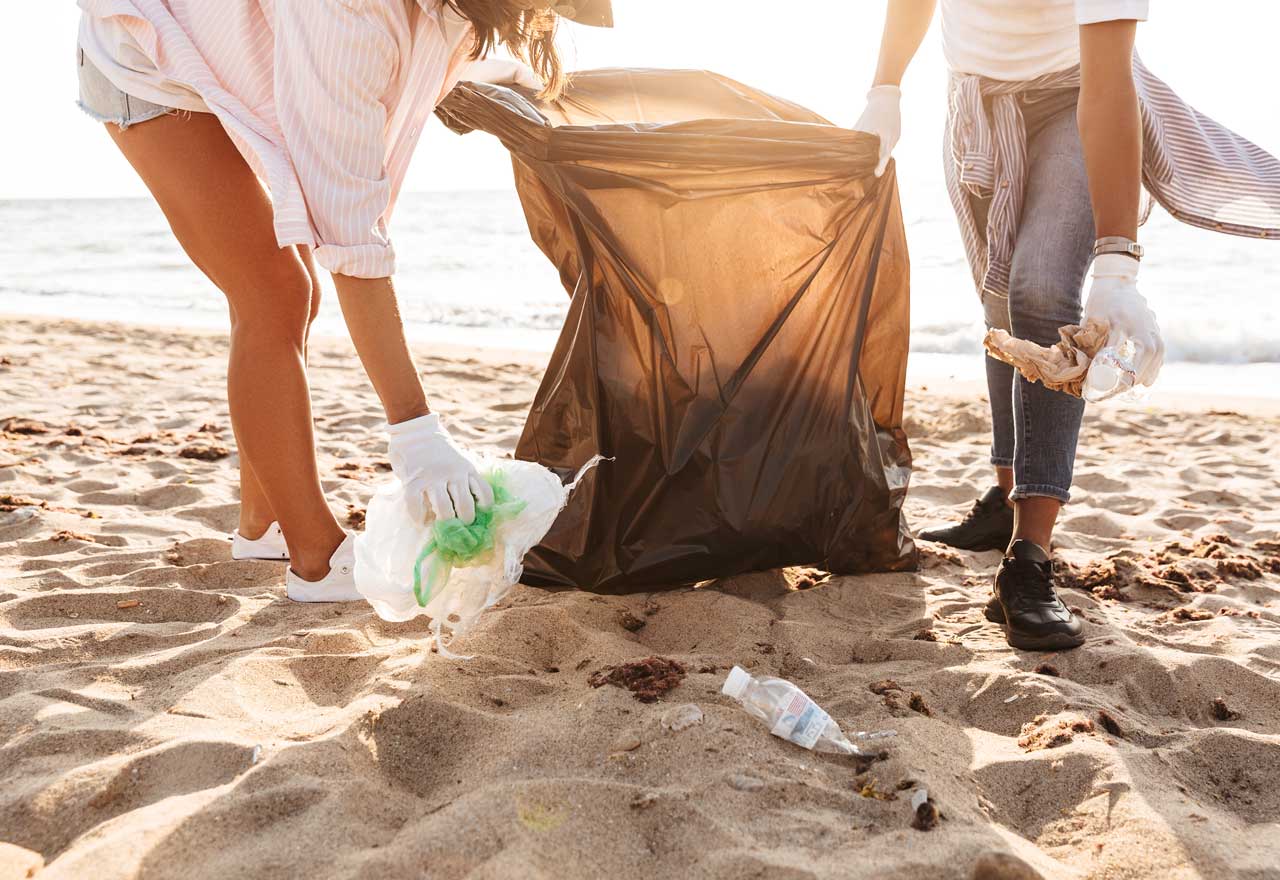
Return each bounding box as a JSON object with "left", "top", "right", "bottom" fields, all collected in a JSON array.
[
  {"left": 237, "top": 515, "right": 275, "bottom": 541},
  {"left": 290, "top": 558, "right": 332, "bottom": 582},
  {"left": 287, "top": 529, "right": 346, "bottom": 582},
  {"left": 1006, "top": 538, "right": 1051, "bottom": 558},
  {"left": 1008, "top": 530, "right": 1053, "bottom": 554}
]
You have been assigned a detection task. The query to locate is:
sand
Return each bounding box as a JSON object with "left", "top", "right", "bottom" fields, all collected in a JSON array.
[{"left": 2, "top": 316, "right": 1279, "bottom": 880}]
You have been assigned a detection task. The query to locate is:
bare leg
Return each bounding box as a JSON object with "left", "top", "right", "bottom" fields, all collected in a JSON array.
[
  {"left": 236, "top": 245, "right": 322, "bottom": 540},
  {"left": 1011, "top": 497, "right": 1060, "bottom": 552},
  {"left": 236, "top": 460, "right": 275, "bottom": 539},
  {"left": 107, "top": 113, "right": 343, "bottom": 579},
  {"left": 995, "top": 466, "right": 1015, "bottom": 500}
]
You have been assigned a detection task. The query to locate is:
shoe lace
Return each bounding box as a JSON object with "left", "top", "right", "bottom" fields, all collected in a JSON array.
[
  {"left": 962, "top": 493, "right": 1001, "bottom": 524},
  {"left": 1006, "top": 558, "right": 1057, "bottom": 604}
]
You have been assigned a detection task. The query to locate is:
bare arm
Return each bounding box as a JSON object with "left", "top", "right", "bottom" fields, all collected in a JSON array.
[
  {"left": 332, "top": 275, "right": 430, "bottom": 425},
  {"left": 1077, "top": 20, "right": 1141, "bottom": 240},
  {"left": 871, "top": 0, "right": 937, "bottom": 87}
]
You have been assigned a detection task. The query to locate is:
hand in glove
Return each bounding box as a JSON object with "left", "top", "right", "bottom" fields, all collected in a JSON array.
[
  {"left": 851, "top": 85, "right": 902, "bottom": 177},
  {"left": 386, "top": 413, "right": 495, "bottom": 525},
  {"left": 464, "top": 58, "right": 543, "bottom": 90},
  {"left": 1082, "top": 254, "right": 1164, "bottom": 387}
]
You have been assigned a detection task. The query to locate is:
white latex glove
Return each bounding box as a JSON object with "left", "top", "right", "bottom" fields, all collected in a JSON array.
[
  {"left": 386, "top": 413, "right": 495, "bottom": 525},
  {"left": 464, "top": 58, "right": 542, "bottom": 90},
  {"left": 851, "top": 85, "right": 902, "bottom": 177},
  {"left": 1082, "top": 254, "right": 1165, "bottom": 387}
]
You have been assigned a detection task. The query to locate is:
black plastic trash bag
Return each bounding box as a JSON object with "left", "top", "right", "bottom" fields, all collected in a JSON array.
[{"left": 436, "top": 69, "right": 916, "bottom": 592}]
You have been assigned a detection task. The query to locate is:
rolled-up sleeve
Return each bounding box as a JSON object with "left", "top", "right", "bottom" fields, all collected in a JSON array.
[
  {"left": 1075, "top": 1, "right": 1149, "bottom": 24},
  {"left": 274, "top": 0, "right": 399, "bottom": 278}
]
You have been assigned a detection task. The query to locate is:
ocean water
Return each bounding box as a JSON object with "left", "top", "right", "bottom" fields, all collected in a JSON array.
[{"left": 2, "top": 187, "right": 1278, "bottom": 392}]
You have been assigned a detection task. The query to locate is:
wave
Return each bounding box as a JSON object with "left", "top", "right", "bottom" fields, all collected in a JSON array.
[{"left": 906, "top": 319, "right": 1280, "bottom": 364}]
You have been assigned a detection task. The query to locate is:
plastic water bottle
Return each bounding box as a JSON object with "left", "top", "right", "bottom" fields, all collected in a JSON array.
[
  {"left": 721, "top": 666, "right": 895, "bottom": 756},
  {"left": 1083, "top": 336, "right": 1141, "bottom": 403}
]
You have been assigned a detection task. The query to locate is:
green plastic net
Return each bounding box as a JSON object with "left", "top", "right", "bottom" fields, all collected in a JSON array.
[{"left": 412, "top": 472, "right": 529, "bottom": 607}]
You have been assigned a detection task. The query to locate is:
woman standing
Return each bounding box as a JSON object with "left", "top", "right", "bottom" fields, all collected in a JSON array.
[
  {"left": 75, "top": 0, "right": 612, "bottom": 601},
  {"left": 852, "top": 1, "right": 1279, "bottom": 650}
]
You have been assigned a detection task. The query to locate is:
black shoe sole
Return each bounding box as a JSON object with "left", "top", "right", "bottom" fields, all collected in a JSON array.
[
  {"left": 985, "top": 601, "right": 1085, "bottom": 651},
  {"left": 1004, "top": 628, "right": 1086, "bottom": 652}
]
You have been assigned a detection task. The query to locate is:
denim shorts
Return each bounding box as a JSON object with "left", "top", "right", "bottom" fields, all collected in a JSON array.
[{"left": 77, "top": 46, "right": 176, "bottom": 130}]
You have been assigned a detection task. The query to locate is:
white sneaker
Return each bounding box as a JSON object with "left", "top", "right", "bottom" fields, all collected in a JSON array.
[
  {"left": 232, "top": 522, "right": 289, "bottom": 561},
  {"left": 285, "top": 534, "right": 362, "bottom": 603}
]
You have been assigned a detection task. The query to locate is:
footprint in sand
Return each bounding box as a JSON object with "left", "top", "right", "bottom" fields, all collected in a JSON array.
[
  {"left": 64, "top": 478, "right": 117, "bottom": 494},
  {"left": 16, "top": 740, "right": 258, "bottom": 859},
  {"left": 1099, "top": 495, "right": 1151, "bottom": 516},
  {"left": 279, "top": 653, "right": 388, "bottom": 707},
  {"left": 1059, "top": 510, "right": 1129, "bottom": 539},
  {"left": 1072, "top": 471, "right": 1131, "bottom": 494},
  {"left": 0, "top": 588, "right": 238, "bottom": 630},
  {"left": 1163, "top": 731, "right": 1280, "bottom": 825},
  {"left": 175, "top": 501, "right": 241, "bottom": 533},
  {"left": 1154, "top": 510, "right": 1211, "bottom": 531},
  {"left": 362, "top": 693, "right": 513, "bottom": 799},
  {"left": 973, "top": 752, "right": 1106, "bottom": 839},
  {"left": 1180, "top": 489, "right": 1251, "bottom": 508}
]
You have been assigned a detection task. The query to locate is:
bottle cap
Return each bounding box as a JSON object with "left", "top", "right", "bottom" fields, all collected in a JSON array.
[{"left": 722, "top": 666, "right": 752, "bottom": 699}]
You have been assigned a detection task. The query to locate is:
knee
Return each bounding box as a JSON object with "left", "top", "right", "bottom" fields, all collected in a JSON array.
[{"left": 226, "top": 265, "right": 313, "bottom": 342}]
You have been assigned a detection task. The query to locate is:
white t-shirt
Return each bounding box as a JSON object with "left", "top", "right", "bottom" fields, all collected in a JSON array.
[{"left": 940, "top": 0, "right": 1150, "bottom": 81}]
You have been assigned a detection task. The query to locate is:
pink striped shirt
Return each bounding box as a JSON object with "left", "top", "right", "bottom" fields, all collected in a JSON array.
[
  {"left": 945, "top": 59, "right": 1280, "bottom": 300},
  {"left": 78, "top": 0, "right": 478, "bottom": 278}
]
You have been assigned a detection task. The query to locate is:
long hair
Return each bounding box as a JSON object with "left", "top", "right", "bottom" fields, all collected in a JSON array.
[{"left": 447, "top": 1, "right": 564, "bottom": 99}]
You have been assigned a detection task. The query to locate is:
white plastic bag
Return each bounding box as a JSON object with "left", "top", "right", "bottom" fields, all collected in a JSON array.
[{"left": 354, "top": 455, "right": 596, "bottom": 655}]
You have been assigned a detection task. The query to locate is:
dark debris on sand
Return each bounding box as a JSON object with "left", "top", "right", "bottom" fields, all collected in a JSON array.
[
  {"left": 907, "top": 693, "right": 933, "bottom": 717},
  {"left": 616, "top": 610, "right": 646, "bottom": 633},
  {"left": 589, "top": 656, "right": 685, "bottom": 702},
  {"left": 853, "top": 749, "right": 890, "bottom": 774},
  {"left": 179, "top": 443, "right": 230, "bottom": 462},
  {"left": 1018, "top": 714, "right": 1095, "bottom": 751},
  {"left": 911, "top": 794, "right": 941, "bottom": 831},
  {"left": 1096, "top": 710, "right": 1124, "bottom": 738},
  {"left": 1168, "top": 606, "right": 1215, "bottom": 622},
  {"left": 1211, "top": 697, "right": 1241, "bottom": 721},
  {"left": 2, "top": 418, "right": 49, "bottom": 435},
  {"left": 1056, "top": 534, "right": 1280, "bottom": 605},
  {"left": 51, "top": 530, "right": 96, "bottom": 544}
]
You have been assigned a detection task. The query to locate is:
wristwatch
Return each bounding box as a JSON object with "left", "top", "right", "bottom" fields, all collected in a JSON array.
[{"left": 1093, "top": 236, "right": 1144, "bottom": 261}]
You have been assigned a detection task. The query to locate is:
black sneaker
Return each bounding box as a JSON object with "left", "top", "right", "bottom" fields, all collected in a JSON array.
[
  {"left": 990, "top": 540, "right": 1085, "bottom": 651},
  {"left": 918, "top": 486, "right": 1014, "bottom": 552}
]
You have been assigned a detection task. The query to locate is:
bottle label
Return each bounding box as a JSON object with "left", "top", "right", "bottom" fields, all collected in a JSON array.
[{"left": 770, "top": 691, "right": 830, "bottom": 750}]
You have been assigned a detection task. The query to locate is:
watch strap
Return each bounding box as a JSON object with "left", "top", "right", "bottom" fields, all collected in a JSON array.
[{"left": 1093, "top": 236, "right": 1144, "bottom": 261}]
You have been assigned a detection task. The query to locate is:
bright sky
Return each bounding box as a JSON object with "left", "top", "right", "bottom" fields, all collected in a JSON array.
[{"left": 3, "top": 2, "right": 1277, "bottom": 200}]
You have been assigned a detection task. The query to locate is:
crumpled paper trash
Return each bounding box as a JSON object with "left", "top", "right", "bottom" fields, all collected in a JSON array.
[{"left": 983, "top": 319, "right": 1110, "bottom": 398}]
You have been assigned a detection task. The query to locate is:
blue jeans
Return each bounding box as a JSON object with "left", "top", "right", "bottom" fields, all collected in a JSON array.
[
  {"left": 978, "top": 96, "right": 1094, "bottom": 504},
  {"left": 76, "top": 47, "right": 175, "bottom": 129}
]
